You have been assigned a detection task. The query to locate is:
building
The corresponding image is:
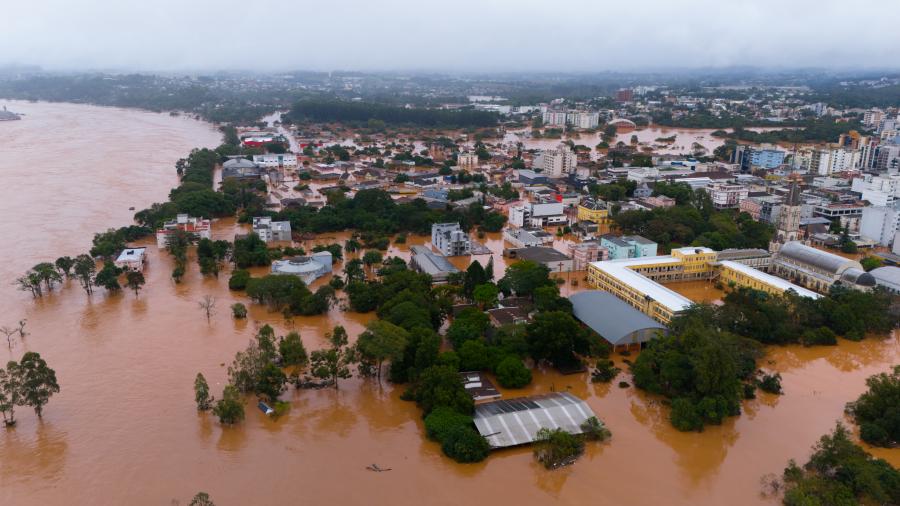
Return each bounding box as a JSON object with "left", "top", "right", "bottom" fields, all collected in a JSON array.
[
  {"left": 503, "top": 228, "right": 553, "bottom": 248},
  {"left": 252, "top": 216, "right": 292, "bottom": 242},
  {"left": 506, "top": 246, "right": 573, "bottom": 273},
  {"left": 156, "top": 214, "right": 211, "bottom": 248},
  {"left": 460, "top": 371, "right": 501, "bottom": 401},
  {"left": 600, "top": 234, "right": 658, "bottom": 260},
  {"left": 409, "top": 245, "right": 460, "bottom": 284},
  {"left": 576, "top": 198, "right": 610, "bottom": 225},
  {"left": 571, "top": 291, "right": 668, "bottom": 347},
  {"left": 473, "top": 392, "right": 601, "bottom": 449},
  {"left": 252, "top": 153, "right": 298, "bottom": 168},
  {"left": 221, "top": 158, "right": 262, "bottom": 180},
  {"left": 271, "top": 252, "right": 333, "bottom": 284},
  {"left": 749, "top": 148, "right": 785, "bottom": 169},
  {"left": 740, "top": 195, "right": 782, "bottom": 224},
  {"left": 508, "top": 202, "right": 567, "bottom": 228},
  {"left": 568, "top": 111, "right": 600, "bottom": 129},
  {"left": 587, "top": 246, "right": 815, "bottom": 323},
  {"left": 718, "top": 260, "right": 820, "bottom": 299},
  {"left": 869, "top": 266, "right": 900, "bottom": 294},
  {"left": 708, "top": 182, "right": 749, "bottom": 209},
  {"left": 457, "top": 151, "right": 479, "bottom": 170},
  {"left": 716, "top": 248, "right": 771, "bottom": 270},
  {"left": 534, "top": 145, "right": 576, "bottom": 178},
  {"left": 568, "top": 241, "right": 608, "bottom": 270},
  {"left": 771, "top": 241, "right": 875, "bottom": 293},
  {"left": 431, "top": 223, "right": 471, "bottom": 256},
  {"left": 615, "top": 88, "right": 634, "bottom": 102},
  {"left": 769, "top": 179, "right": 803, "bottom": 253},
  {"left": 114, "top": 247, "right": 147, "bottom": 272},
  {"left": 812, "top": 203, "right": 863, "bottom": 233},
  {"left": 860, "top": 206, "right": 900, "bottom": 247}
]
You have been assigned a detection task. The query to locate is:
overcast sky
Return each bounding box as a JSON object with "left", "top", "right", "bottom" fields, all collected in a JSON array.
[{"left": 3, "top": 0, "right": 899, "bottom": 73}]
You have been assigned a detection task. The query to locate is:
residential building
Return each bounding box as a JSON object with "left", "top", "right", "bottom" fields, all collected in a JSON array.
[
  {"left": 568, "top": 241, "right": 608, "bottom": 270},
  {"left": 431, "top": 223, "right": 471, "bottom": 256},
  {"left": 708, "top": 182, "right": 749, "bottom": 209},
  {"left": 252, "top": 216, "right": 292, "bottom": 242},
  {"left": 409, "top": 245, "right": 460, "bottom": 284},
  {"left": 749, "top": 148, "right": 785, "bottom": 169},
  {"left": 271, "top": 252, "right": 333, "bottom": 285},
  {"left": 568, "top": 111, "right": 600, "bottom": 129},
  {"left": 252, "top": 153, "right": 298, "bottom": 168},
  {"left": 600, "top": 234, "right": 657, "bottom": 260},
  {"left": 156, "top": 214, "right": 211, "bottom": 248},
  {"left": 576, "top": 198, "right": 610, "bottom": 225},
  {"left": 542, "top": 110, "right": 568, "bottom": 127},
  {"left": 740, "top": 195, "right": 782, "bottom": 224},
  {"left": 533, "top": 145, "right": 576, "bottom": 178},
  {"left": 860, "top": 206, "right": 900, "bottom": 247},
  {"left": 503, "top": 228, "right": 553, "bottom": 248},
  {"left": 457, "top": 151, "right": 479, "bottom": 170},
  {"left": 114, "top": 247, "right": 147, "bottom": 272},
  {"left": 615, "top": 88, "right": 634, "bottom": 102}
]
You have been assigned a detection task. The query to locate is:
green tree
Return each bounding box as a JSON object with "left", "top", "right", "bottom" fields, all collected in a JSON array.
[
  {"left": 94, "top": 261, "right": 123, "bottom": 292},
  {"left": 472, "top": 283, "right": 498, "bottom": 309},
  {"left": 525, "top": 311, "right": 582, "bottom": 368},
  {"left": 441, "top": 425, "right": 490, "bottom": 463},
  {"left": 498, "top": 260, "right": 554, "bottom": 298},
  {"left": 278, "top": 332, "right": 308, "bottom": 367},
  {"left": 424, "top": 406, "right": 473, "bottom": 442},
  {"left": 309, "top": 326, "right": 355, "bottom": 389},
  {"left": 356, "top": 320, "right": 409, "bottom": 381},
  {"left": 0, "top": 363, "right": 22, "bottom": 426},
  {"left": 188, "top": 491, "right": 216, "bottom": 506},
  {"left": 54, "top": 256, "right": 75, "bottom": 278},
  {"left": 32, "top": 262, "right": 62, "bottom": 292},
  {"left": 849, "top": 366, "right": 900, "bottom": 447},
  {"left": 228, "top": 269, "right": 251, "bottom": 290},
  {"left": 533, "top": 428, "right": 585, "bottom": 469},
  {"left": 494, "top": 356, "right": 532, "bottom": 388},
  {"left": 194, "top": 373, "right": 213, "bottom": 411},
  {"left": 256, "top": 363, "right": 286, "bottom": 403},
  {"left": 231, "top": 302, "right": 248, "bottom": 319},
  {"left": 125, "top": 271, "right": 145, "bottom": 298},
  {"left": 412, "top": 365, "right": 473, "bottom": 415},
  {"left": 17, "top": 352, "right": 60, "bottom": 418},
  {"left": 213, "top": 385, "right": 245, "bottom": 425}
]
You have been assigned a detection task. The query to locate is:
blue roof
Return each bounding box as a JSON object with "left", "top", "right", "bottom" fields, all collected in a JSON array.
[{"left": 570, "top": 291, "right": 668, "bottom": 346}]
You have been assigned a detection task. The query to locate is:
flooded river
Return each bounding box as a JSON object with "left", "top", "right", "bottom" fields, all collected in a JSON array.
[{"left": 1, "top": 102, "right": 898, "bottom": 505}]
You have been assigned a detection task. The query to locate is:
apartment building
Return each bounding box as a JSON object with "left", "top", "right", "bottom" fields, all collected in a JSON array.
[{"left": 431, "top": 223, "right": 471, "bottom": 256}]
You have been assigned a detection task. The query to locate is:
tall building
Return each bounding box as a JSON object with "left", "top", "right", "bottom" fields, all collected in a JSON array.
[
  {"left": 457, "top": 151, "right": 479, "bottom": 170},
  {"left": 615, "top": 88, "right": 634, "bottom": 102},
  {"left": 534, "top": 145, "right": 576, "bottom": 177},
  {"left": 769, "top": 179, "right": 802, "bottom": 253},
  {"left": 860, "top": 206, "right": 900, "bottom": 247},
  {"left": 431, "top": 223, "right": 471, "bottom": 256},
  {"left": 749, "top": 148, "right": 786, "bottom": 169}
]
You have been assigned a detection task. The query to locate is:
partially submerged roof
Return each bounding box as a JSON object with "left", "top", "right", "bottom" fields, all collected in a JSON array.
[
  {"left": 570, "top": 290, "right": 668, "bottom": 345},
  {"left": 460, "top": 371, "right": 501, "bottom": 402},
  {"left": 473, "top": 392, "right": 598, "bottom": 449}
]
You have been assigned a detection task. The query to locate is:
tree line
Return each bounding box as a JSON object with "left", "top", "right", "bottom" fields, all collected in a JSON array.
[{"left": 283, "top": 99, "right": 499, "bottom": 128}]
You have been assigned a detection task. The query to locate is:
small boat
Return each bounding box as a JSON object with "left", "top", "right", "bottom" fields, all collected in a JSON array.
[
  {"left": 258, "top": 401, "right": 274, "bottom": 415},
  {"left": 128, "top": 206, "right": 135, "bottom": 210}
]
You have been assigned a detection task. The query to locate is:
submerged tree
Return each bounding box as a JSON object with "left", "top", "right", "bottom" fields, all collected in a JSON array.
[
  {"left": 198, "top": 295, "right": 216, "bottom": 324},
  {"left": 17, "top": 352, "right": 60, "bottom": 419},
  {"left": 194, "top": 373, "right": 213, "bottom": 411},
  {"left": 73, "top": 254, "right": 97, "bottom": 295},
  {"left": 54, "top": 256, "right": 75, "bottom": 278},
  {"left": 125, "top": 271, "right": 145, "bottom": 298},
  {"left": 94, "top": 261, "right": 123, "bottom": 292},
  {"left": 0, "top": 363, "right": 22, "bottom": 426},
  {"left": 213, "top": 385, "right": 245, "bottom": 425},
  {"left": 310, "top": 325, "right": 355, "bottom": 389}
]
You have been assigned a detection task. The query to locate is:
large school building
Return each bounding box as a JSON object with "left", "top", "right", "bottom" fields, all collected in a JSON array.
[{"left": 587, "top": 247, "right": 819, "bottom": 324}]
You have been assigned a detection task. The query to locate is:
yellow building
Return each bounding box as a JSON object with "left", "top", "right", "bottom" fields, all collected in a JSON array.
[
  {"left": 577, "top": 198, "right": 610, "bottom": 225},
  {"left": 718, "top": 260, "right": 820, "bottom": 299}
]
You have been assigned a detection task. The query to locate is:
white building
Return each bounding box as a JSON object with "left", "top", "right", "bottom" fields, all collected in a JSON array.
[
  {"left": 271, "top": 252, "right": 333, "bottom": 285},
  {"left": 431, "top": 223, "right": 471, "bottom": 256},
  {"left": 508, "top": 202, "right": 567, "bottom": 228},
  {"left": 815, "top": 148, "right": 859, "bottom": 175},
  {"left": 252, "top": 153, "right": 298, "bottom": 168},
  {"left": 708, "top": 182, "right": 749, "bottom": 209},
  {"left": 114, "top": 247, "right": 147, "bottom": 272},
  {"left": 542, "top": 111, "right": 568, "bottom": 127},
  {"left": 860, "top": 206, "right": 900, "bottom": 247},
  {"left": 534, "top": 145, "right": 576, "bottom": 178},
  {"left": 568, "top": 112, "right": 600, "bottom": 129},
  {"left": 852, "top": 174, "right": 900, "bottom": 207},
  {"left": 156, "top": 214, "right": 211, "bottom": 248},
  {"left": 252, "top": 216, "right": 292, "bottom": 242}
]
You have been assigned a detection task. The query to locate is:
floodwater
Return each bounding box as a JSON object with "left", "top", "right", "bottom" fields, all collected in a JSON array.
[{"left": 1, "top": 102, "right": 898, "bottom": 505}]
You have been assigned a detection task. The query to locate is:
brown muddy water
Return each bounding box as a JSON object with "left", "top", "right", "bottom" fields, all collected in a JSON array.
[{"left": 0, "top": 103, "right": 898, "bottom": 505}]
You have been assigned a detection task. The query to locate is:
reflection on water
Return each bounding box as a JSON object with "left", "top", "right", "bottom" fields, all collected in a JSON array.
[{"left": 0, "top": 102, "right": 898, "bottom": 505}]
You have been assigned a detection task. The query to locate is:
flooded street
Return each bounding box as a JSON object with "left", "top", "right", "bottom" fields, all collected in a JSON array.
[{"left": 1, "top": 103, "right": 898, "bottom": 505}]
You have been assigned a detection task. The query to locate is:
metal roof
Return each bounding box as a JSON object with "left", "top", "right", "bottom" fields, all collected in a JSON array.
[
  {"left": 778, "top": 241, "right": 861, "bottom": 275},
  {"left": 869, "top": 266, "right": 900, "bottom": 287},
  {"left": 473, "top": 392, "right": 598, "bottom": 448},
  {"left": 570, "top": 291, "right": 668, "bottom": 345}
]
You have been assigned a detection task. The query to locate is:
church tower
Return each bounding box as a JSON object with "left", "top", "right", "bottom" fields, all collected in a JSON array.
[{"left": 769, "top": 178, "right": 803, "bottom": 253}]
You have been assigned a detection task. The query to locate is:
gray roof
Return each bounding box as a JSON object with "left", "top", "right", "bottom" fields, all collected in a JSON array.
[
  {"left": 410, "top": 245, "right": 459, "bottom": 277},
  {"left": 570, "top": 291, "right": 668, "bottom": 346},
  {"left": 870, "top": 266, "right": 900, "bottom": 287},
  {"left": 473, "top": 392, "right": 598, "bottom": 448},
  {"left": 223, "top": 157, "right": 258, "bottom": 169},
  {"left": 840, "top": 267, "right": 876, "bottom": 287},
  {"left": 778, "top": 241, "right": 862, "bottom": 275},
  {"left": 509, "top": 246, "right": 570, "bottom": 264}
]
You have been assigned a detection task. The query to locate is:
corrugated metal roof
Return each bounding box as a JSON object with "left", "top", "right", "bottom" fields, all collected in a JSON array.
[
  {"left": 473, "top": 392, "right": 598, "bottom": 448},
  {"left": 570, "top": 291, "right": 668, "bottom": 345},
  {"left": 778, "top": 241, "right": 860, "bottom": 275}
]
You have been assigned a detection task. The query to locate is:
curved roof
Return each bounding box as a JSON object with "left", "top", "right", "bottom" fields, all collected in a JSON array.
[
  {"left": 778, "top": 241, "right": 861, "bottom": 275},
  {"left": 608, "top": 118, "right": 636, "bottom": 127},
  {"left": 840, "top": 268, "right": 876, "bottom": 287},
  {"left": 870, "top": 266, "right": 900, "bottom": 287},
  {"left": 570, "top": 290, "right": 668, "bottom": 346}
]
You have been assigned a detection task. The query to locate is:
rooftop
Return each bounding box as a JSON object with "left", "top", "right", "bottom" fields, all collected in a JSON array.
[
  {"left": 720, "top": 260, "right": 820, "bottom": 299},
  {"left": 589, "top": 257, "right": 694, "bottom": 312},
  {"left": 473, "top": 392, "right": 598, "bottom": 449},
  {"left": 571, "top": 291, "right": 668, "bottom": 345}
]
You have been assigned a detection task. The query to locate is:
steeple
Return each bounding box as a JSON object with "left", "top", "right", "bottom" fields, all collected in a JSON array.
[
  {"left": 769, "top": 176, "right": 804, "bottom": 254},
  {"left": 786, "top": 179, "right": 801, "bottom": 206}
]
